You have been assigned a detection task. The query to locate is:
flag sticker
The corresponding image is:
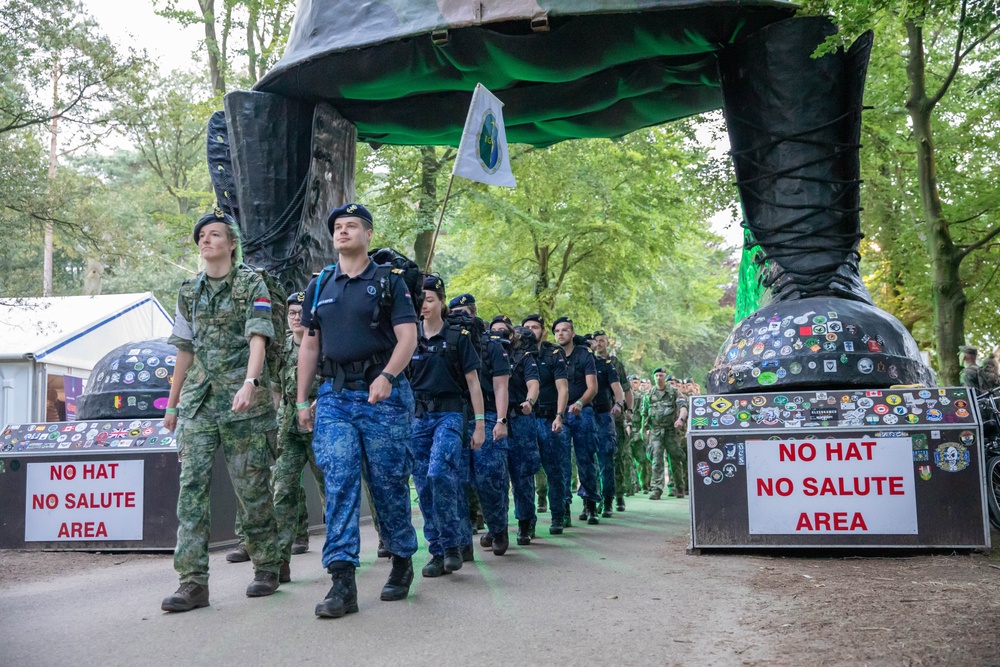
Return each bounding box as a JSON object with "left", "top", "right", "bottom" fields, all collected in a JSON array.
[{"left": 253, "top": 298, "right": 271, "bottom": 312}]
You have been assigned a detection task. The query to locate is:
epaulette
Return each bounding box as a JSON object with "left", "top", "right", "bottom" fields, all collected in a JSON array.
[
  {"left": 391, "top": 268, "right": 404, "bottom": 275},
  {"left": 461, "top": 329, "right": 469, "bottom": 335}
]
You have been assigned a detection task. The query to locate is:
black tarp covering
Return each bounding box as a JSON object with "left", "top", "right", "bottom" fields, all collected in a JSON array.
[{"left": 254, "top": 1, "right": 796, "bottom": 147}]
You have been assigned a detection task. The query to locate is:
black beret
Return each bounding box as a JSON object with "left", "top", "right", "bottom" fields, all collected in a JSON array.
[
  {"left": 592, "top": 329, "right": 607, "bottom": 337},
  {"left": 449, "top": 293, "right": 476, "bottom": 308},
  {"left": 551, "top": 316, "right": 573, "bottom": 333},
  {"left": 491, "top": 314, "right": 513, "bottom": 329},
  {"left": 327, "top": 202, "right": 373, "bottom": 232},
  {"left": 582, "top": 333, "right": 594, "bottom": 342},
  {"left": 286, "top": 291, "right": 306, "bottom": 305},
  {"left": 193, "top": 207, "right": 235, "bottom": 243},
  {"left": 521, "top": 313, "right": 544, "bottom": 328}
]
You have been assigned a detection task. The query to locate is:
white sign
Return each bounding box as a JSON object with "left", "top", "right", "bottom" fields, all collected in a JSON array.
[
  {"left": 25, "top": 460, "right": 144, "bottom": 541},
  {"left": 746, "top": 438, "right": 917, "bottom": 535}
]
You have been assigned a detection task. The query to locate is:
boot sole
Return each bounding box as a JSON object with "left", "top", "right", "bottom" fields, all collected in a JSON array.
[
  {"left": 161, "top": 599, "right": 209, "bottom": 612},
  {"left": 380, "top": 589, "right": 411, "bottom": 601},
  {"left": 246, "top": 585, "right": 279, "bottom": 597},
  {"left": 421, "top": 568, "right": 450, "bottom": 578},
  {"left": 315, "top": 602, "right": 359, "bottom": 618},
  {"left": 587, "top": 518, "right": 600, "bottom": 525},
  {"left": 226, "top": 555, "right": 250, "bottom": 563},
  {"left": 516, "top": 537, "right": 531, "bottom": 545}
]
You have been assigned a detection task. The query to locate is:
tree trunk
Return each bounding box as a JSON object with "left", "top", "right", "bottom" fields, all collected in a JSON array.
[
  {"left": 904, "top": 19, "right": 965, "bottom": 385},
  {"left": 200, "top": 0, "right": 225, "bottom": 94},
  {"left": 413, "top": 146, "right": 441, "bottom": 270},
  {"left": 44, "top": 61, "right": 60, "bottom": 297}
]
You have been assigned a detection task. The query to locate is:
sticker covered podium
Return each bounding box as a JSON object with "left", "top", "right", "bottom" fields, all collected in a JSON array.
[{"left": 215, "top": 1, "right": 931, "bottom": 391}]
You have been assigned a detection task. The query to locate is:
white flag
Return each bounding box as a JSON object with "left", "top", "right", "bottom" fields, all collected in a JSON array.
[{"left": 452, "top": 83, "right": 516, "bottom": 188}]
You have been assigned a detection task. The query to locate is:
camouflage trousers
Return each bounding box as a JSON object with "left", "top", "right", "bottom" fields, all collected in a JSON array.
[
  {"left": 507, "top": 412, "right": 540, "bottom": 522},
  {"left": 411, "top": 411, "right": 468, "bottom": 555},
  {"left": 272, "top": 407, "right": 326, "bottom": 563},
  {"left": 648, "top": 424, "right": 687, "bottom": 495},
  {"left": 468, "top": 412, "right": 510, "bottom": 534},
  {"left": 535, "top": 416, "right": 568, "bottom": 525},
  {"left": 632, "top": 431, "right": 652, "bottom": 491},
  {"left": 563, "top": 407, "right": 600, "bottom": 505},
  {"left": 313, "top": 380, "right": 418, "bottom": 568},
  {"left": 174, "top": 412, "right": 280, "bottom": 585},
  {"left": 613, "top": 419, "right": 639, "bottom": 496},
  {"left": 594, "top": 410, "right": 617, "bottom": 504}
]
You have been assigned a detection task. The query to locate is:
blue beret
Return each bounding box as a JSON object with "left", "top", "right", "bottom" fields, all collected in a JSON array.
[
  {"left": 424, "top": 275, "right": 445, "bottom": 292},
  {"left": 449, "top": 293, "right": 475, "bottom": 308},
  {"left": 193, "top": 207, "right": 235, "bottom": 243},
  {"left": 287, "top": 290, "right": 306, "bottom": 305},
  {"left": 327, "top": 202, "right": 373, "bottom": 232}
]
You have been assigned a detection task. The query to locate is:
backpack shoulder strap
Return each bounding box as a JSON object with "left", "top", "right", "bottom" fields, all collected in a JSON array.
[{"left": 309, "top": 263, "right": 337, "bottom": 333}]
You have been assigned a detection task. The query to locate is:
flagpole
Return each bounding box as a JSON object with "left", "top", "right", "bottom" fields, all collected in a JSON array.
[{"left": 423, "top": 173, "right": 455, "bottom": 275}]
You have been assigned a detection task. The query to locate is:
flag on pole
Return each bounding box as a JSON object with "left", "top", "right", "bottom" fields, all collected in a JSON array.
[{"left": 452, "top": 83, "right": 516, "bottom": 188}]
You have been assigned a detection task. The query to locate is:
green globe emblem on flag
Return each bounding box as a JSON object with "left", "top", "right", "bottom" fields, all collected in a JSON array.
[{"left": 477, "top": 109, "right": 501, "bottom": 174}]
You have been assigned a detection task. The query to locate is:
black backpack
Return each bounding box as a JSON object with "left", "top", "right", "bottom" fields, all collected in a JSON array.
[
  {"left": 310, "top": 247, "right": 423, "bottom": 334},
  {"left": 441, "top": 312, "right": 487, "bottom": 396}
]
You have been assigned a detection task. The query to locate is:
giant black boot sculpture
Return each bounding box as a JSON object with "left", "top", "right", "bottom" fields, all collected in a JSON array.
[{"left": 708, "top": 17, "right": 934, "bottom": 393}]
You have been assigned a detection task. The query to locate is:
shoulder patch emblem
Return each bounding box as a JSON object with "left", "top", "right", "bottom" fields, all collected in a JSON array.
[{"left": 391, "top": 268, "right": 404, "bottom": 275}]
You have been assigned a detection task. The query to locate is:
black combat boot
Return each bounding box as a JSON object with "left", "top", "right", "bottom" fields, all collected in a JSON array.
[
  {"left": 225, "top": 543, "right": 250, "bottom": 563},
  {"left": 376, "top": 539, "right": 390, "bottom": 559},
  {"left": 279, "top": 560, "right": 291, "bottom": 583},
  {"left": 563, "top": 501, "right": 573, "bottom": 528},
  {"left": 529, "top": 517, "right": 537, "bottom": 539},
  {"left": 586, "top": 500, "right": 600, "bottom": 525},
  {"left": 616, "top": 496, "right": 626, "bottom": 512},
  {"left": 537, "top": 491, "right": 547, "bottom": 513},
  {"left": 602, "top": 498, "right": 614, "bottom": 518},
  {"left": 246, "top": 571, "right": 280, "bottom": 597},
  {"left": 315, "top": 562, "right": 358, "bottom": 618},
  {"left": 291, "top": 535, "right": 309, "bottom": 555},
  {"left": 480, "top": 532, "right": 493, "bottom": 548},
  {"left": 161, "top": 582, "right": 209, "bottom": 612},
  {"left": 443, "top": 547, "right": 463, "bottom": 572},
  {"left": 461, "top": 543, "right": 475, "bottom": 562},
  {"left": 578, "top": 501, "right": 588, "bottom": 522},
  {"left": 491, "top": 529, "right": 509, "bottom": 556},
  {"left": 421, "top": 555, "right": 447, "bottom": 578},
  {"left": 380, "top": 555, "right": 413, "bottom": 601},
  {"left": 516, "top": 519, "right": 532, "bottom": 546}
]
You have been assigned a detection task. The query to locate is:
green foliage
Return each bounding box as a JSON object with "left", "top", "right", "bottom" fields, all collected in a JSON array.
[{"left": 355, "top": 122, "right": 738, "bottom": 381}]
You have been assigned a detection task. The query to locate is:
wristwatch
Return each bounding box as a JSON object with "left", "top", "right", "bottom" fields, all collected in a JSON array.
[
  {"left": 380, "top": 371, "right": 397, "bottom": 385},
  {"left": 498, "top": 416, "right": 509, "bottom": 425},
  {"left": 244, "top": 377, "right": 260, "bottom": 387}
]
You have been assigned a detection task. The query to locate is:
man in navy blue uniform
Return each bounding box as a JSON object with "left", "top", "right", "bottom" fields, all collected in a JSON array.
[
  {"left": 521, "top": 314, "right": 569, "bottom": 532},
  {"left": 297, "top": 203, "right": 419, "bottom": 618},
  {"left": 589, "top": 336, "right": 625, "bottom": 518},
  {"left": 552, "top": 317, "right": 601, "bottom": 525}
]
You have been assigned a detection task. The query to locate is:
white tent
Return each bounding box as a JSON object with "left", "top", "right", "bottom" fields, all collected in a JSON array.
[{"left": 0, "top": 293, "right": 173, "bottom": 426}]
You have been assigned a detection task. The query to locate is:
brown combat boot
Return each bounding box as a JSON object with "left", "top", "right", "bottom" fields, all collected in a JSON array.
[{"left": 161, "top": 582, "right": 209, "bottom": 612}]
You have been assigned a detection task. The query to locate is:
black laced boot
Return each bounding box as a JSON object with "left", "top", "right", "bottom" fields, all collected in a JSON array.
[
  {"left": 516, "top": 519, "right": 532, "bottom": 546},
  {"left": 315, "top": 562, "right": 358, "bottom": 618},
  {"left": 380, "top": 555, "right": 413, "bottom": 601}
]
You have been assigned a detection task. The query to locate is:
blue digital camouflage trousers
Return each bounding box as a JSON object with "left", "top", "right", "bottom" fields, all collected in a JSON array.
[
  {"left": 410, "top": 411, "right": 469, "bottom": 556},
  {"left": 469, "top": 412, "right": 510, "bottom": 535},
  {"left": 594, "top": 411, "right": 617, "bottom": 504},
  {"left": 564, "top": 407, "right": 600, "bottom": 504},
  {"left": 174, "top": 412, "right": 280, "bottom": 585},
  {"left": 507, "top": 412, "right": 540, "bottom": 522},
  {"left": 535, "top": 415, "right": 568, "bottom": 524},
  {"left": 313, "top": 379, "right": 418, "bottom": 568}
]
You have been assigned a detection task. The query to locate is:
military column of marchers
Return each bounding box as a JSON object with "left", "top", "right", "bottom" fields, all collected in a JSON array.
[{"left": 159, "top": 204, "right": 692, "bottom": 615}]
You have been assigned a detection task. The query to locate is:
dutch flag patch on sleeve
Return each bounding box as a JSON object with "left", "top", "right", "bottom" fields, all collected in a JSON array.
[{"left": 253, "top": 297, "right": 271, "bottom": 311}]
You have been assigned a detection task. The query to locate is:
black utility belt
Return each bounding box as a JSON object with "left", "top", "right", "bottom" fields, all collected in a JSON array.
[
  {"left": 321, "top": 354, "right": 392, "bottom": 392},
  {"left": 594, "top": 404, "right": 612, "bottom": 414},
  {"left": 535, "top": 405, "right": 559, "bottom": 420},
  {"left": 414, "top": 393, "right": 467, "bottom": 415}
]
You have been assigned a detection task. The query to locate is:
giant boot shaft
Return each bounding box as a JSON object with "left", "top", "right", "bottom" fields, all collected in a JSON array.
[{"left": 709, "top": 17, "right": 933, "bottom": 393}]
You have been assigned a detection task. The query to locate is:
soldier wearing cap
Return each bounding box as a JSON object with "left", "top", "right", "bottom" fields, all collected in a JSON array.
[
  {"left": 270, "top": 290, "right": 326, "bottom": 580},
  {"left": 297, "top": 202, "right": 419, "bottom": 617},
  {"left": 592, "top": 330, "right": 633, "bottom": 513},
  {"left": 452, "top": 296, "right": 512, "bottom": 555},
  {"left": 521, "top": 314, "right": 570, "bottom": 532},
  {"left": 161, "top": 209, "right": 282, "bottom": 612},
  {"left": 588, "top": 331, "right": 625, "bottom": 517},
  {"left": 645, "top": 367, "right": 688, "bottom": 499},
  {"left": 409, "top": 275, "right": 486, "bottom": 577},
  {"left": 492, "top": 315, "right": 542, "bottom": 545},
  {"left": 449, "top": 293, "right": 486, "bottom": 539},
  {"left": 552, "top": 316, "right": 602, "bottom": 524}
]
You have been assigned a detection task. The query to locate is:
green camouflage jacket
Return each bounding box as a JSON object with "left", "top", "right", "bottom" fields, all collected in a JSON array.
[
  {"left": 168, "top": 264, "right": 276, "bottom": 423},
  {"left": 647, "top": 385, "right": 686, "bottom": 428}
]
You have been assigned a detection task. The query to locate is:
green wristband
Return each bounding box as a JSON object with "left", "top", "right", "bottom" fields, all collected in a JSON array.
[
  {"left": 296, "top": 401, "right": 311, "bottom": 410},
  {"left": 474, "top": 414, "right": 485, "bottom": 421},
  {"left": 164, "top": 408, "right": 178, "bottom": 415}
]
